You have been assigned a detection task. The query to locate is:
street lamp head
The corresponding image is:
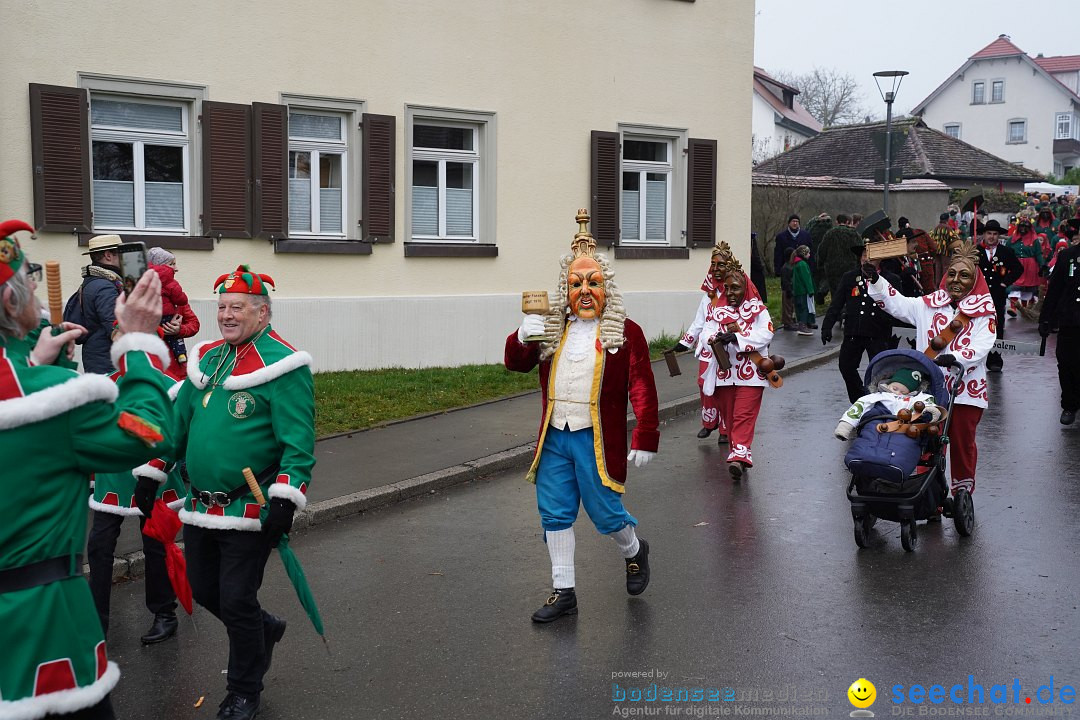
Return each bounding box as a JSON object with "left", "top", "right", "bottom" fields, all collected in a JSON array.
[{"left": 873, "top": 70, "right": 909, "bottom": 103}]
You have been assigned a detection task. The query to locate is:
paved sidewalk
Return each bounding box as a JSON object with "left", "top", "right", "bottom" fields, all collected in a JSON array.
[{"left": 103, "top": 328, "right": 839, "bottom": 571}]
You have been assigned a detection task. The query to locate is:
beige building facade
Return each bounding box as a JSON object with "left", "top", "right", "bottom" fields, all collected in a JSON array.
[{"left": 2, "top": 0, "right": 754, "bottom": 371}]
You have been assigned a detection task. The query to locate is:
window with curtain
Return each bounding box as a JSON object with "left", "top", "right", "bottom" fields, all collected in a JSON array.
[
  {"left": 621, "top": 137, "right": 672, "bottom": 245},
  {"left": 410, "top": 122, "right": 479, "bottom": 240},
  {"left": 991, "top": 80, "right": 1004, "bottom": 103},
  {"left": 944, "top": 124, "right": 961, "bottom": 139},
  {"left": 288, "top": 111, "right": 347, "bottom": 236},
  {"left": 972, "top": 82, "right": 985, "bottom": 104},
  {"left": 90, "top": 97, "right": 188, "bottom": 232},
  {"left": 1008, "top": 120, "right": 1026, "bottom": 144},
  {"left": 1057, "top": 113, "right": 1073, "bottom": 140}
]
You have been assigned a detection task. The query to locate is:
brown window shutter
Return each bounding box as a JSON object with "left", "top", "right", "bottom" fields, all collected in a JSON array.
[
  {"left": 590, "top": 130, "right": 620, "bottom": 246},
  {"left": 686, "top": 138, "right": 717, "bottom": 247},
  {"left": 252, "top": 102, "right": 288, "bottom": 240},
  {"left": 202, "top": 101, "right": 252, "bottom": 238},
  {"left": 29, "top": 84, "right": 91, "bottom": 233},
  {"left": 362, "top": 113, "right": 395, "bottom": 243}
]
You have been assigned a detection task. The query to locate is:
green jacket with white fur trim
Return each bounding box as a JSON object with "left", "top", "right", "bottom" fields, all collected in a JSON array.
[{"left": 174, "top": 326, "right": 315, "bottom": 531}]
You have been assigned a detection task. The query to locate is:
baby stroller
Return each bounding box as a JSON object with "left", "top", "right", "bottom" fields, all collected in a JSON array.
[{"left": 844, "top": 349, "right": 975, "bottom": 552}]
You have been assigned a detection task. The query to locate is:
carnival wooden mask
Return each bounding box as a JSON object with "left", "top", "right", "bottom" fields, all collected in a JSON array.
[
  {"left": 944, "top": 259, "right": 977, "bottom": 302},
  {"left": 568, "top": 256, "right": 606, "bottom": 319},
  {"left": 723, "top": 272, "right": 746, "bottom": 307}
]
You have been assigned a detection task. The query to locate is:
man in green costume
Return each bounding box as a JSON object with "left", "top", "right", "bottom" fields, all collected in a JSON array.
[
  {"left": 0, "top": 219, "right": 175, "bottom": 720},
  {"left": 171, "top": 265, "right": 315, "bottom": 720}
]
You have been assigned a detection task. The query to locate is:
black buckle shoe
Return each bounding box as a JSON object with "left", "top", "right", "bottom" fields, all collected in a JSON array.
[
  {"left": 625, "top": 539, "right": 650, "bottom": 596},
  {"left": 531, "top": 588, "right": 577, "bottom": 623},
  {"left": 217, "top": 692, "right": 260, "bottom": 720},
  {"left": 1062, "top": 410, "right": 1077, "bottom": 426},
  {"left": 697, "top": 427, "right": 714, "bottom": 439},
  {"left": 262, "top": 613, "right": 287, "bottom": 675},
  {"left": 140, "top": 612, "right": 178, "bottom": 645}
]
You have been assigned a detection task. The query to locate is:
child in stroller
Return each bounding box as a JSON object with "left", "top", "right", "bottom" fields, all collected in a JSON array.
[{"left": 839, "top": 349, "right": 974, "bottom": 551}]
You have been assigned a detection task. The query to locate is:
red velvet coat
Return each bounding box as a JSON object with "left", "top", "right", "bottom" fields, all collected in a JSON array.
[{"left": 504, "top": 318, "right": 659, "bottom": 493}]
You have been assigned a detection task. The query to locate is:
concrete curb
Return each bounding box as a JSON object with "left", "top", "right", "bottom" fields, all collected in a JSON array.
[{"left": 101, "top": 344, "right": 839, "bottom": 583}]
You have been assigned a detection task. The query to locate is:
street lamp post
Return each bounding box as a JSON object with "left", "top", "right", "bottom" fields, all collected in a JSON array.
[{"left": 873, "top": 70, "right": 909, "bottom": 217}]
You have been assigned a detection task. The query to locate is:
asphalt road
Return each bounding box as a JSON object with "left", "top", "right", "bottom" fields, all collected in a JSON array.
[{"left": 104, "top": 332, "right": 1080, "bottom": 719}]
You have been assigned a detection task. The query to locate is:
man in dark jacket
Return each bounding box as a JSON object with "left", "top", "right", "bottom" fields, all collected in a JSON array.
[
  {"left": 64, "top": 234, "right": 124, "bottom": 374},
  {"left": 821, "top": 242, "right": 901, "bottom": 402},
  {"left": 1038, "top": 219, "right": 1080, "bottom": 425},
  {"left": 978, "top": 219, "right": 1023, "bottom": 372},
  {"left": 774, "top": 214, "right": 811, "bottom": 330}
]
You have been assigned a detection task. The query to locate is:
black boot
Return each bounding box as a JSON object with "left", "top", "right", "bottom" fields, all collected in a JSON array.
[
  {"left": 262, "top": 613, "right": 287, "bottom": 675},
  {"left": 140, "top": 612, "right": 178, "bottom": 645},
  {"left": 1062, "top": 410, "right": 1077, "bottom": 426},
  {"left": 625, "top": 539, "right": 650, "bottom": 596},
  {"left": 696, "top": 427, "right": 714, "bottom": 439},
  {"left": 217, "top": 692, "right": 260, "bottom": 720},
  {"left": 986, "top": 351, "right": 1003, "bottom": 372},
  {"left": 531, "top": 588, "right": 577, "bottom": 623}
]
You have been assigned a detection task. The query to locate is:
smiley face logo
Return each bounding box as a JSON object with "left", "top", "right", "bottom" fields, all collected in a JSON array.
[{"left": 848, "top": 678, "right": 876, "bottom": 709}]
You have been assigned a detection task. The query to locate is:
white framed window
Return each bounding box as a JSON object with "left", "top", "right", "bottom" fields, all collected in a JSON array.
[
  {"left": 618, "top": 124, "right": 688, "bottom": 247},
  {"left": 1055, "top": 162, "right": 1065, "bottom": 177},
  {"left": 90, "top": 96, "right": 190, "bottom": 233},
  {"left": 405, "top": 106, "right": 496, "bottom": 244},
  {"left": 991, "top": 80, "right": 1004, "bottom": 103},
  {"left": 972, "top": 81, "right": 985, "bottom": 104},
  {"left": 280, "top": 94, "right": 364, "bottom": 240},
  {"left": 1057, "top": 113, "right": 1074, "bottom": 140},
  {"left": 1007, "top": 119, "right": 1027, "bottom": 144},
  {"left": 944, "top": 123, "right": 961, "bottom": 139},
  {"left": 287, "top": 111, "right": 347, "bottom": 237},
  {"left": 80, "top": 74, "right": 205, "bottom": 236}
]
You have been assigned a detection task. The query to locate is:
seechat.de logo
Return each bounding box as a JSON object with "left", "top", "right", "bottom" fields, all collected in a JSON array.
[{"left": 848, "top": 678, "right": 877, "bottom": 717}]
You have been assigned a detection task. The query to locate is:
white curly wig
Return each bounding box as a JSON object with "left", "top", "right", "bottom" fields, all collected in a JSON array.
[{"left": 537, "top": 251, "right": 626, "bottom": 360}]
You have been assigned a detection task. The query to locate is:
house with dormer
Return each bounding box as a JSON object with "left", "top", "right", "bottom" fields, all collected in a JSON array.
[
  {"left": 752, "top": 67, "right": 822, "bottom": 163},
  {"left": 912, "top": 34, "right": 1080, "bottom": 177}
]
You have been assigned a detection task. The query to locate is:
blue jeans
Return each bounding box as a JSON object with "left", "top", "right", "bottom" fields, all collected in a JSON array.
[{"left": 536, "top": 426, "right": 636, "bottom": 534}]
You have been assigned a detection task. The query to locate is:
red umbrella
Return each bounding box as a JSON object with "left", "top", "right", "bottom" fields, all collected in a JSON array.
[{"left": 141, "top": 499, "right": 193, "bottom": 615}]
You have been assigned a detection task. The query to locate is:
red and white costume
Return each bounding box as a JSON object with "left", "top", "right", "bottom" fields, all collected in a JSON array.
[
  {"left": 866, "top": 271, "right": 997, "bottom": 494},
  {"left": 708, "top": 274, "right": 774, "bottom": 466},
  {"left": 680, "top": 273, "right": 726, "bottom": 432}
]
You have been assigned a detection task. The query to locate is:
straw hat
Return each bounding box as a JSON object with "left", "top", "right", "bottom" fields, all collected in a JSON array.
[{"left": 82, "top": 234, "right": 123, "bottom": 255}]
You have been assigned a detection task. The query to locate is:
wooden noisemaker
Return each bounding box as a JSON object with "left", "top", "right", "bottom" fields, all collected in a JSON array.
[
  {"left": 723, "top": 321, "right": 783, "bottom": 388},
  {"left": 242, "top": 467, "right": 267, "bottom": 506},
  {"left": 45, "top": 261, "right": 63, "bottom": 325},
  {"left": 924, "top": 313, "right": 971, "bottom": 360}
]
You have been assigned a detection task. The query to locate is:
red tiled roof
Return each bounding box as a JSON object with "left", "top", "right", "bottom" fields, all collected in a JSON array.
[
  {"left": 1035, "top": 55, "right": 1080, "bottom": 74},
  {"left": 753, "top": 67, "right": 801, "bottom": 96},
  {"left": 970, "top": 35, "right": 1025, "bottom": 59},
  {"left": 753, "top": 77, "right": 823, "bottom": 134}
]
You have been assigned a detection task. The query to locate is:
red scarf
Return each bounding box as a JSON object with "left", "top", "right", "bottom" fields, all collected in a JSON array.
[{"left": 921, "top": 264, "right": 996, "bottom": 318}]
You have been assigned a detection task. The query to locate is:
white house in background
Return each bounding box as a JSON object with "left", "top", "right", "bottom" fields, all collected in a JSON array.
[
  {"left": 3, "top": 0, "right": 754, "bottom": 371},
  {"left": 912, "top": 35, "right": 1080, "bottom": 177},
  {"left": 752, "top": 67, "right": 822, "bottom": 163}
]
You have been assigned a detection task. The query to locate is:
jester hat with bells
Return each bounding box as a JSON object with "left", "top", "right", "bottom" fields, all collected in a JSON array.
[
  {"left": 0, "top": 220, "right": 34, "bottom": 287},
  {"left": 537, "top": 210, "right": 627, "bottom": 360},
  {"left": 214, "top": 264, "right": 276, "bottom": 295}
]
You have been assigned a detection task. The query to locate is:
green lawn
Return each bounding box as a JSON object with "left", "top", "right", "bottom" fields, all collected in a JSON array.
[{"left": 313, "top": 331, "right": 683, "bottom": 437}]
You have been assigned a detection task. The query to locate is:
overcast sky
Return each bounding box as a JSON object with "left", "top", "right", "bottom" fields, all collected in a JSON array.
[{"left": 755, "top": 0, "right": 1079, "bottom": 118}]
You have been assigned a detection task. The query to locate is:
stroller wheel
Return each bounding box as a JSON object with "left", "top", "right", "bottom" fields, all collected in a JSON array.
[
  {"left": 900, "top": 519, "right": 918, "bottom": 552},
  {"left": 853, "top": 514, "right": 874, "bottom": 548},
  {"left": 952, "top": 489, "right": 975, "bottom": 537}
]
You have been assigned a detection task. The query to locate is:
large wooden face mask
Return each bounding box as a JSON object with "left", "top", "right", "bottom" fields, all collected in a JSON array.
[
  {"left": 723, "top": 272, "right": 746, "bottom": 307},
  {"left": 568, "top": 256, "right": 606, "bottom": 319},
  {"left": 944, "top": 258, "right": 977, "bottom": 302}
]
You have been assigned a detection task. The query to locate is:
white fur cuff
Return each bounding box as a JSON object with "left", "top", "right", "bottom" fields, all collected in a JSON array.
[
  {"left": 268, "top": 482, "right": 308, "bottom": 512},
  {"left": 132, "top": 463, "right": 168, "bottom": 484},
  {"left": 110, "top": 332, "right": 171, "bottom": 371}
]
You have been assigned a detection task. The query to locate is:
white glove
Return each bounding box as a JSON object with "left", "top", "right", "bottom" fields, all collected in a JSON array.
[
  {"left": 627, "top": 449, "right": 655, "bottom": 468},
  {"left": 834, "top": 421, "right": 855, "bottom": 441},
  {"left": 517, "top": 314, "right": 546, "bottom": 343}
]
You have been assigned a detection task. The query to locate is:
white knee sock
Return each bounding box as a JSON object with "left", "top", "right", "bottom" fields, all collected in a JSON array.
[
  {"left": 610, "top": 524, "right": 640, "bottom": 559},
  {"left": 545, "top": 528, "right": 576, "bottom": 589}
]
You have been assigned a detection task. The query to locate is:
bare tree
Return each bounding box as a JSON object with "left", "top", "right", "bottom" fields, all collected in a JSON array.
[
  {"left": 751, "top": 152, "right": 806, "bottom": 274},
  {"left": 774, "top": 67, "right": 869, "bottom": 128}
]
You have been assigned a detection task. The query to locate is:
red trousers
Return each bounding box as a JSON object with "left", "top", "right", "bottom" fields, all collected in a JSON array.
[
  {"left": 697, "top": 360, "right": 724, "bottom": 433},
  {"left": 948, "top": 403, "right": 983, "bottom": 494},
  {"left": 715, "top": 385, "right": 765, "bottom": 465}
]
